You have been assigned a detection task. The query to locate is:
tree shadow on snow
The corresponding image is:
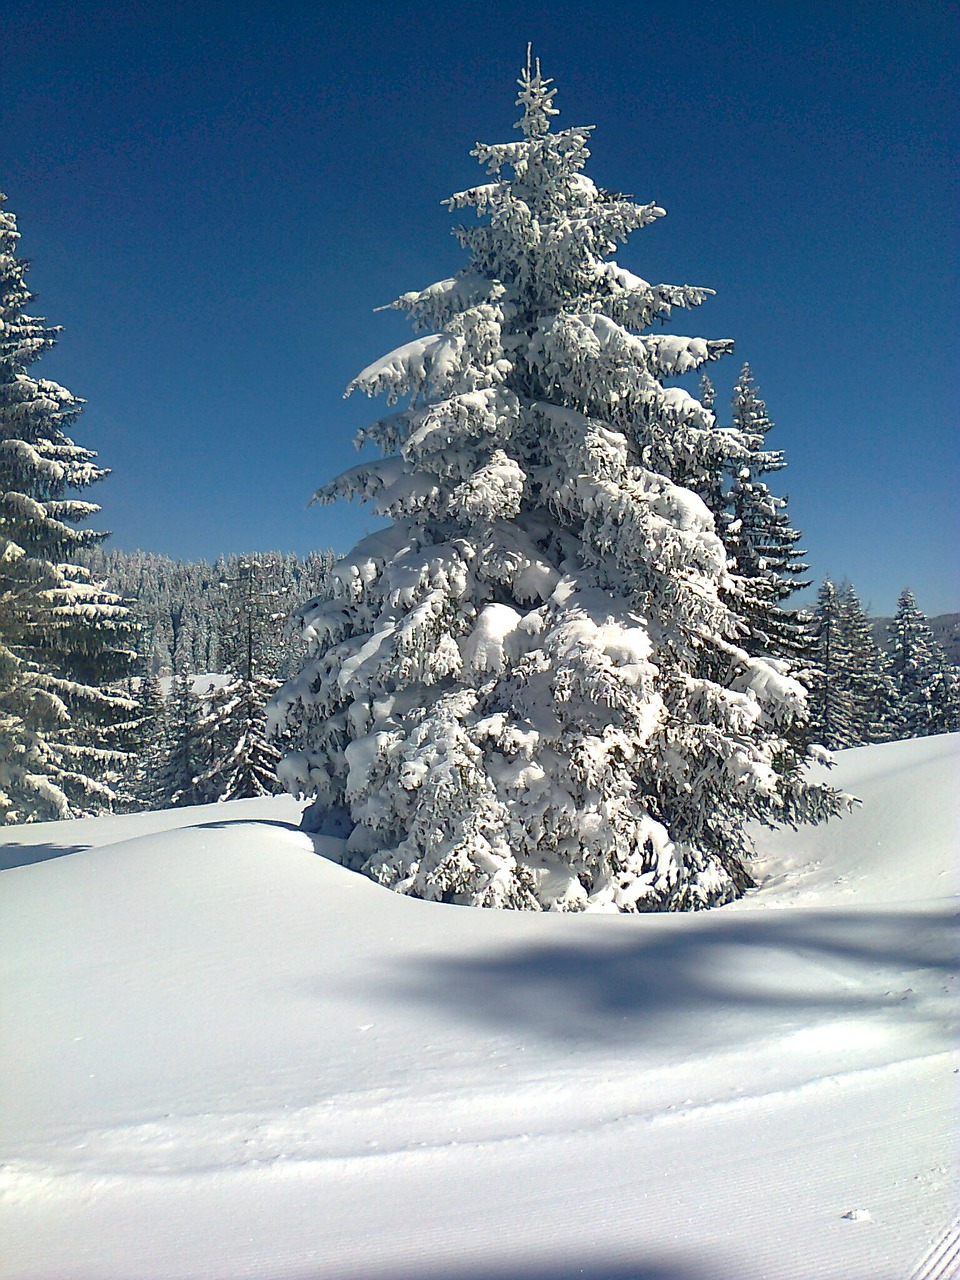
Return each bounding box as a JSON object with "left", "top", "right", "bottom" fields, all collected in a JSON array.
[
  {"left": 193, "top": 818, "right": 305, "bottom": 833},
  {"left": 0, "top": 839, "right": 91, "bottom": 870},
  {"left": 311, "top": 1258, "right": 729, "bottom": 1280},
  {"left": 1, "top": 818, "right": 305, "bottom": 871},
  {"left": 388, "top": 908, "right": 958, "bottom": 1049}
]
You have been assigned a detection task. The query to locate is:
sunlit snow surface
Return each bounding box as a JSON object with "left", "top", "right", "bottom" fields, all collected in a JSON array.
[{"left": 2, "top": 735, "right": 957, "bottom": 1280}]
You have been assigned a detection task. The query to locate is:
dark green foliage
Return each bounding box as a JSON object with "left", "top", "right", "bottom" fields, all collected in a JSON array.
[
  {"left": 156, "top": 672, "right": 203, "bottom": 808},
  {"left": 806, "top": 580, "right": 859, "bottom": 749},
  {"left": 806, "top": 580, "right": 957, "bottom": 749}
]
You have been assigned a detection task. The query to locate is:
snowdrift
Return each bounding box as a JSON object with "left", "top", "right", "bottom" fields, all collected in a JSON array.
[{"left": 1, "top": 734, "right": 957, "bottom": 1280}]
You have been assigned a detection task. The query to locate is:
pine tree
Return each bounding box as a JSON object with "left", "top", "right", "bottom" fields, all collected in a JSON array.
[
  {"left": 0, "top": 192, "right": 138, "bottom": 823},
  {"left": 79, "top": 546, "right": 334, "bottom": 681},
  {"left": 721, "top": 365, "right": 809, "bottom": 661},
  {"left": 156, "top": 671, "right": 203, "bottom": 807},
  {"left": 806, "top": 579, "right": 857, "bottom": 749},
  {"left": 193, "top": 675, "right": 281, "bottom": 801},
  {"left": 889, "top": 589, "right": 960, "bottom": 737},
  {"left": 806, "top": 579, "right": 898, "bottom": 748},
  {"left": 271, "top": 56, "right": 847, "bottom": 911},
  {"left": 191, "top": 559, "right": 282, "bottom": 801},
  {"left": 838, "top": 583, "right": 898, "bottom": 744},
  {"left": 130, "top": 670, "right": 166, "bottom": 807}
]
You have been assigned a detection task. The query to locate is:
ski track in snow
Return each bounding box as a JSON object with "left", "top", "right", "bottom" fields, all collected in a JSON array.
[
  {"left": 910, "top": 1217, "right": 960, "bottom": 1280},
  {"left": 3, "top": 1046, "right": 954, "bottom": 1184}
]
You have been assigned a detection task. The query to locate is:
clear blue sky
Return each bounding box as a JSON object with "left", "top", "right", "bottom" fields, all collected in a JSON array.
[{"left": 3, "top": 0, "right": 957, "bottom": 616}]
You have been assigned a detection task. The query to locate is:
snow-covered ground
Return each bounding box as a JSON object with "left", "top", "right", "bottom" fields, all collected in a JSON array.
[{"left": 2, "top": 734, "right": 957, "bottom": 1280}]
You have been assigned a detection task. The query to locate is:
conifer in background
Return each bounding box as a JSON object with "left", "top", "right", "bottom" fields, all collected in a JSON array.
[
  {"left": 837, "top": 584, "right": 899, "bottom": 744},
  {"left": 192, "top": 559, "right": 282, "bottom": 801},
  {"left": 0, "top": 193, "right": 137, "bottom": 823},
  {"left": 807, "top": 579, "right": 905, "bottom": 748},
  {"left": 156, "top": 671, "right": 202, "bottom": 807},
  {"left": 722, "top": 365, "right": 810, "bottom": 661},
  {"left": 271, "top": 57, "right": 847, "bottom": 912},
  {"left": 81, "top": 546, "right": 334, "bottom": 677},
  {"left": 193, "top": 677, "right": 281, "bottom": 802},
  {"left": 889, "top": 589, "right": 960, "bottom": 737},
  {"left": 131, "top": 670, "right": 166, "bottom": 807},
  {"left": 807, "top": 579, "right": 858, "bottom": 749}
]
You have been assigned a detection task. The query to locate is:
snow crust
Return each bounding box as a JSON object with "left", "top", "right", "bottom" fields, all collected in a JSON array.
[{"left": 1, "top": 734, "right": 957, "bottom": 1279}]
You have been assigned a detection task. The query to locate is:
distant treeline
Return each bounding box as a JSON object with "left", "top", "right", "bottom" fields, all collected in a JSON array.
[{"left": 81, "top": 546, "right": 335, "bottom": 679}]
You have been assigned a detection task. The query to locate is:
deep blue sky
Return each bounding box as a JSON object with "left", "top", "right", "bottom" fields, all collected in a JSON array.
[{"left": 2, "top": 0, "right": 957, "bottom": 615}]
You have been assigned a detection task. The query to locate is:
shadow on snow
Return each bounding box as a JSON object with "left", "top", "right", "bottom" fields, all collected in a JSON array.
[
  {"left": 384, "top": 907, "right": 958, "bottom": 1050},
  {"left": 317, "top": 1260, "right": 730, "bottom": 1280},
  {"left": 0, "top": 840, "right": 91, "bottom": 870},
  {"left": 0, "top": 816, "right": 303, "bottom": 871}
]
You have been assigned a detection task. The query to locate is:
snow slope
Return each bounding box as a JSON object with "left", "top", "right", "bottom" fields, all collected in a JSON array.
[{"left": 2, "top": 735, "right": 957, "bottom": 1280}]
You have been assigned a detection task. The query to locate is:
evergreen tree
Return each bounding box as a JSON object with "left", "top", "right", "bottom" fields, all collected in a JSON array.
[
  {"left": 0, "top": 192, "right": 138, "bottom": 823},
  {"left": 693, "top": 372, "right": 735, "bottom": 520},
  {"left": 193, "top": 675, "right": 281, "bottom": 801},
  {"left": 271, "top": 57, "right": 847, "bottom": 912},
  {"left": 156, "top": 672, "right": 202, "bottom": 807},
  {"left": 889, "top": 589, "right": 960, "bottom": 737},
  {"left": 838, "top": 583, "right": 898, "bottom": 744},
  {"left": 80, "top": 546, "right": 334, "bottom": 678},
  {"left": 806, "top": 579, "right": 899, "bottom": 748},
  {"left": 806, "top": 579, "right": 857, "bottom": 749},
  {"left": 130, "top": 670, "right": 167, "bottom": 807},
  {"left": 722, "top": 365, "right": 809, "bottom": 659},
  {"left": 191, "top": 559, "right": 282, "bottom": 801}
]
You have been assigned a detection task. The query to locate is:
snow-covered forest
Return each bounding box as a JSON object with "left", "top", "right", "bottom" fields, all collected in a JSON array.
[{"left": 80, "top": 546, "right": 335, "bottom": 678}]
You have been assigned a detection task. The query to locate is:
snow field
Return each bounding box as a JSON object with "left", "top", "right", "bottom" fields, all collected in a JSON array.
[{"left": 1, "top": 734, "right": 957, "bottom": 1279}]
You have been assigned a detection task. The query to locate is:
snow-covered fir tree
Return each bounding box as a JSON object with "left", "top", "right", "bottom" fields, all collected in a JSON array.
[
  {"left": 721, "top": 365, "right": 810, "bottom": 661},
  {"left": 837, "top": 583, "right": 898, "bottom": 744},
  {"left": 806, "top": 579, "right": 899, "bottom": 748},
  {"left": 129, "top": 670, "right": 166, "bottom": 807},
  {"left": 191, "top": 560, "right": 282, "bottom": 801},
  {"left": 806, "top": 579, "right": 858, "bottom": 749},
  {"left": 271, "top": 57, "right": 847, "bottom": 911},
  {"left": 889, "top": 589, "right": 960, "bottom": 737},
  {"left": 193, "top": 677, "right": 281, "bottom": 802},
  {"left": 155, "top": 671, "right": 202, "bottom": 807},
  {"left": 0, "top": 193, "right": 138, "bottom": 823}
]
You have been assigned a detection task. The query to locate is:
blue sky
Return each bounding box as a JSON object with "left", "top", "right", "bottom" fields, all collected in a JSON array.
[{"left": 2, "top": 0, "right": 957, "bottom": 615}]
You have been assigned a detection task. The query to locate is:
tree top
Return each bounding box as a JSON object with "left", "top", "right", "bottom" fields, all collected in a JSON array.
[{"left": 514, "top": 45, "right": 560, "bottom": 138}]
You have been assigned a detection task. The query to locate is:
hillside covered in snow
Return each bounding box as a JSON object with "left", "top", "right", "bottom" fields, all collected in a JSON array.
[{"left": 2, "top": 733, "right": 958, "bottom": 1280}]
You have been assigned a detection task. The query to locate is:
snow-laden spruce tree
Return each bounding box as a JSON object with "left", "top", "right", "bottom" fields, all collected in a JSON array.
[
  {"left": 0, "top": 192, "right": 138, "bottom": 823},
  {"left": 193, "top": 677, "right": 281, "bottom": 801},
  {"left": 156, "top": 671, "right": 202, "bottom": 807},
  {"left": 889, "top": 589, "right": 960, "bottom": 738},
  {"left": 837, "top": 583, "right": 899, "bottom": 744},
  {"left": 722, "top": 365, "right": 810, "bottom": 661},
  {"left": 806, "top": 579, "right": 858, "bottom": 749},
  {"left": 129, "top": 670, "right": 166, "bottom": 808},
  {"left": 191, "top": 560, "right": 282, "bottom": 801},
  {"left": 806, "top": 578, "right": 898, "bottom": 748},
  {"left": 271, "top": 57, "right": 847, "bottom": 910}
]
